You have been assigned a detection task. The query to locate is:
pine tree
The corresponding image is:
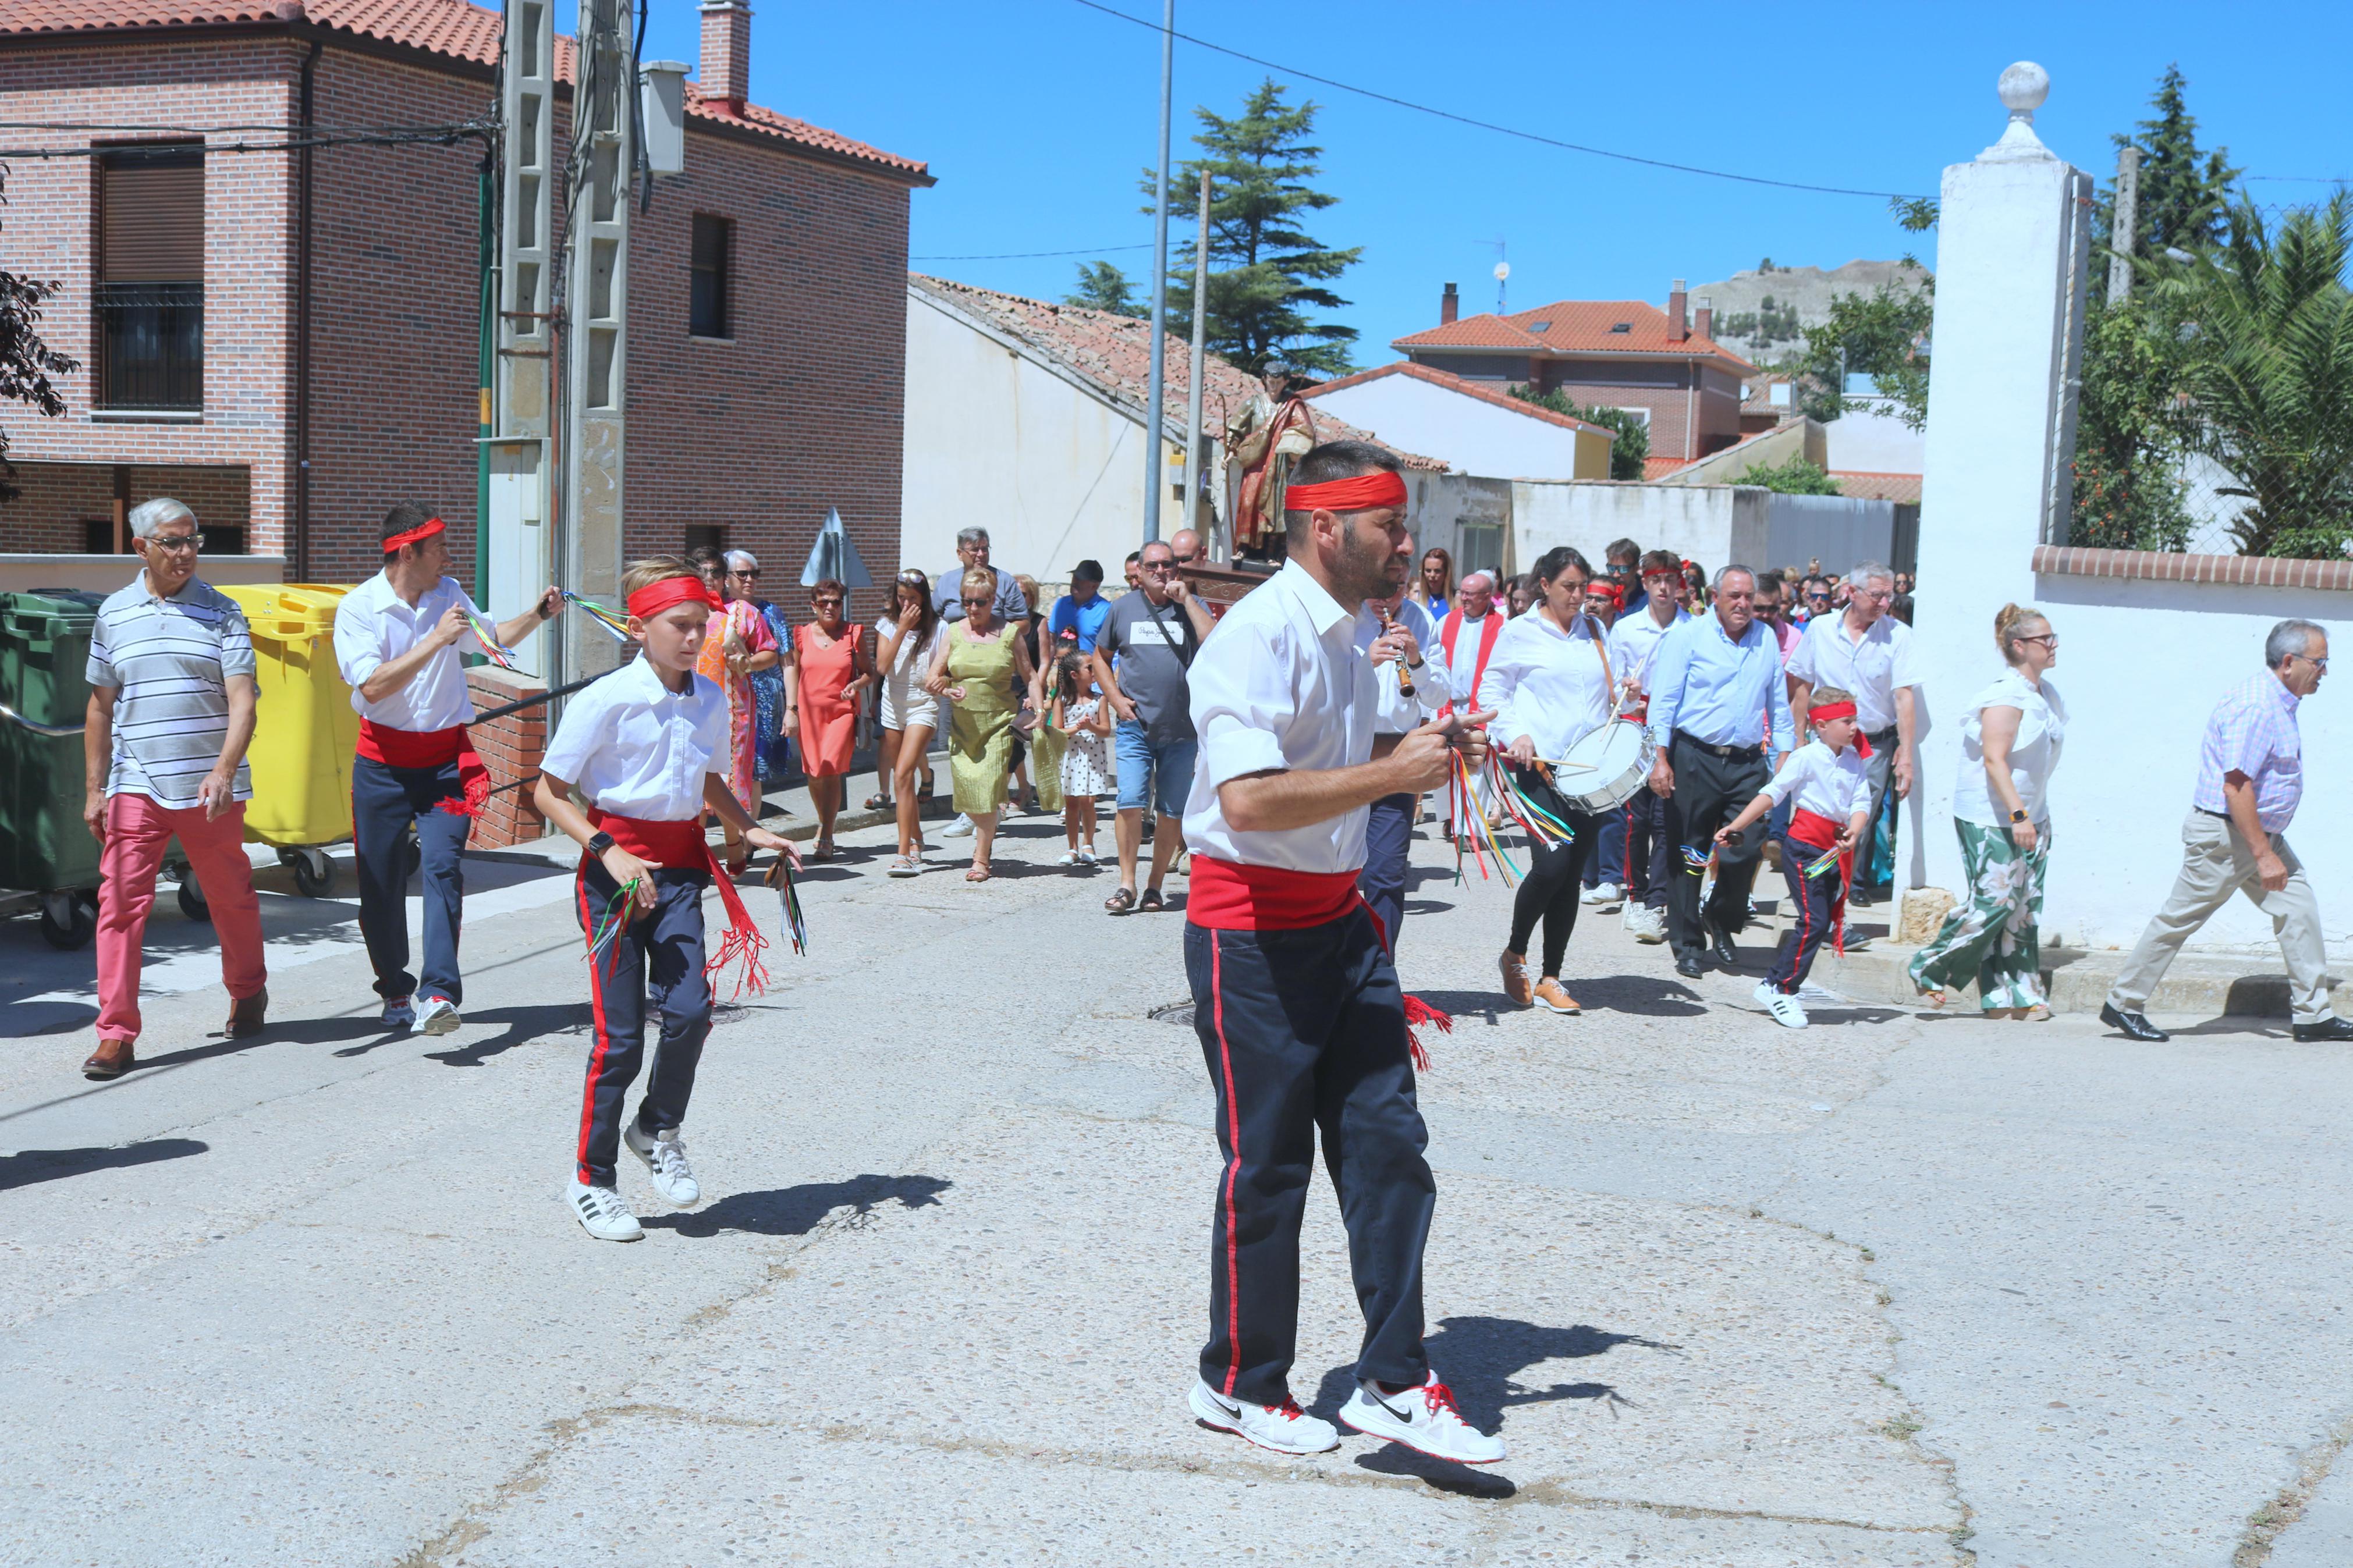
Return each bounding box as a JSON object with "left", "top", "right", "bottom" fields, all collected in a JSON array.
[
  {"left": 1147, "top": 80, "right": 1361, "bottom": 378},
  {"left": 2098, "top": 65, "right": 2242, "bottom": 262},
  {"left": 1063, "top": 261, "right": 1145, "bottom": 318}
]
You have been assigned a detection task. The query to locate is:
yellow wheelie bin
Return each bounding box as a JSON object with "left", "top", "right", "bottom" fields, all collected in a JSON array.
[{"left": 220, "top": 583, "right": 359, "bottom": 897}]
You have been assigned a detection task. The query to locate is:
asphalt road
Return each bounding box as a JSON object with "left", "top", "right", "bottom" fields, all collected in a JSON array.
[{"left": 3, "top": 813, "right": 2349, "bottom": 1566}]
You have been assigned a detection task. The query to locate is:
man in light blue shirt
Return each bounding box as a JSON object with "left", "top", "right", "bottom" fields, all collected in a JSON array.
[{"left": 1644, "top": 565, "right": 1795, "bottom": 977}]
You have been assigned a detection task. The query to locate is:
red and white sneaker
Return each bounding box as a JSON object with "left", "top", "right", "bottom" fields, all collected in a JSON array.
[
  {"left": 1339, "top": 1372, "right": 1506, "bottom": 1464},
  {"left": 1188, "top": 1379, "right": 1340, "bottom": 1455}
]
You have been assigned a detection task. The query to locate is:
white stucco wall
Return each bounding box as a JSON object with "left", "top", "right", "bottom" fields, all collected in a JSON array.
[
  {"left": 901, "top": 291, "right": 1155, "bottom": 586},
  {"left": 1823, "top": 405, "right": 1926, "bottom": 474},
  {"left": 1307, "top": 375, "right": 1603, "bottom": 481}
]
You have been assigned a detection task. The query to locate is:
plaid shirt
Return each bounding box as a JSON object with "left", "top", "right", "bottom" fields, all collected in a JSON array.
[{"left": 2194, "top": 673, "right": 2302, "bottom": 832}]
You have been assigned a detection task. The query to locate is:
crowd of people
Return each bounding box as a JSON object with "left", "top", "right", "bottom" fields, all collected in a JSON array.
[{"left": 63, "top": 458, "right": 2347, "bottom": 1467}]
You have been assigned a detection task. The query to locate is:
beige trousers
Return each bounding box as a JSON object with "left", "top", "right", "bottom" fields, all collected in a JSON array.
[{"left": 2107, "top": 809, "right": 2333, "bottom": 1023}]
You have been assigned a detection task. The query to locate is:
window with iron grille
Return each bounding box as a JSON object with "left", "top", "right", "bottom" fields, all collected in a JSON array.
[
  {"left": 690, "top": 214, "right": 731, "bottom": 339},
  {"left": 94, "top": 144, "right": 204, "bottom": 413}
]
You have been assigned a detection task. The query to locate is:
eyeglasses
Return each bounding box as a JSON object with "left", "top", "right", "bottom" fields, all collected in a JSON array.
[
  {"left": 1141, "top": 561, "right": 1178, "bottom": 574},
  {"left": 145, "top": 532, "right": 202, "bottom": 553},
  {"left": 2018, "top": 633, "right": 2060, "bottom": 648},
  {"left": 1806, "top": 591, "right": 1833, "bottom": 603}
]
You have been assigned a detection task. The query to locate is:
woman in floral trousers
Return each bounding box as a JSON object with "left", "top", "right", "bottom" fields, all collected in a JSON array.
[{"left": 1911, "top": 604, "right": 2067, "bottom": 1018}]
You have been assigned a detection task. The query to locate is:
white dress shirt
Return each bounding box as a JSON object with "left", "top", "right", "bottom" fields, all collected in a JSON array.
[
  {"left": 1761, "top": 738, "right": 1871, "bottom": 823},
  {"left": 1784, "top": 610, "right": 1919, "bottom": 732},
  {"left": 1360, "top": 595, "right": 1451, "bottom": 736},
  {"left": 333, "top": 570, "right": 491, "bottom": 731},
  {"left": 540, "top": 655, "right": 730, "bottom": 820},
  {"left": 1478, "top": 609, "right": 1613, "bottom": 760},
  {"left": 1605, "top": 603, "right": 1691, "bottom": 709},
  {"left": 1184, "top": 560, "right": 1382, "bottom": 873}
]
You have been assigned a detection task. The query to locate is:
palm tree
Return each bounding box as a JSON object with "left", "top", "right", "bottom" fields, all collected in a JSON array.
[{"left": 2157, "top": 193, "right": 2353, "bottom": 557}]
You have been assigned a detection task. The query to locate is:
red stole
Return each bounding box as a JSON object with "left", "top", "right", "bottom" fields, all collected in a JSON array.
[{"left": 1438, "top": 610, "right": 1503, "bottom": 717}]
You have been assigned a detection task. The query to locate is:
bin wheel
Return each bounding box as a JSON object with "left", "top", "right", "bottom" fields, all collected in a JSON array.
[
  {"left": 177, "top": 872, "right": 211, "bottom": 923},
  {"left": 39, "top": 891, "right": 97, "bottom": 951},
  {"left": 290, "top": 848, "right": 336, "bottom": 899}
]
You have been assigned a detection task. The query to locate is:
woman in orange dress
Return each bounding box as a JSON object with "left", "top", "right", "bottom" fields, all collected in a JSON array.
[{"left": 792, "top": 576, "right": 874, "bottom": 859}]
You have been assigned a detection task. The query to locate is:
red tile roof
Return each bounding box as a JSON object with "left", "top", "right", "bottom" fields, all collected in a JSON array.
[
  {"left": 0, "top": 0, "right": 929, "bottom": 180},
  {"left": 1301, "top": 360, "right": 1616, "bottom": 440},
  {"left": 908, "top": 275, "right": 1445, "bottom": 471},
  {"left": 1829, "top": 470, "right": 1923, "bottom": 504},
  {"left": 1642, "top": 456, "right": 1694, "bottom": 481},
  {"left": 1396, "top": 299, "right": 1755, "bottom": 374}
]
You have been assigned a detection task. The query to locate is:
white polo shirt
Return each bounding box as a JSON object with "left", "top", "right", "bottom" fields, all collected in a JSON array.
[
  {"left": 333, "top": 570, "right": 494, "bottom": 732},
  {"left": 1183, "top": 560, "right": 1381, "bottom": 874},
  {"left": 540, "top": 655, "right": 730, "bottom": 821},
  {"left": 1784, "top": 610, "right": 1919, "bottom": 733}
]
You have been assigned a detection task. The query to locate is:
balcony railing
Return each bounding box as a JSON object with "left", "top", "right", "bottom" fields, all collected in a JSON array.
[{"left": 95, "top": 282, "right": 203, "bottom": 413}]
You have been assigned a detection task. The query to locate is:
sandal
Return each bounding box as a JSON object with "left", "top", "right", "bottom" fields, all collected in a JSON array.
[
  {"left": 864, "top": 793, "right": 888, "bottom": 811},
  {"left": 965, "top": 860, "right": 992, "bottom": 883},
  {"left": 887, "top": 855, "right": 922, "bottom": 879},
  {"left": 813, "top": 839, "right": 836, "bottom": 862},
  {"left": 1138, "top": 887, "right": 1165, "bottom": 913},
  {"left": 1104, "top": 887, "right": 1137, "bottom": 916},
  {"left": 2012, "top": 1004, "right": 2054, "bottom": 1022},
  {"left": 918, "top": 778, "right": 936, "bottom": 801}
]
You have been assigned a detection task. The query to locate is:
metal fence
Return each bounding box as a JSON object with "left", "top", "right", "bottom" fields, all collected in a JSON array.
[{"left": 95, "top": 282, "right": 203, "bottom": 412}]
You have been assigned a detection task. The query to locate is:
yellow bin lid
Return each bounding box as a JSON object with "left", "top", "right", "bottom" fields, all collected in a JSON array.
[{"left": 220, "top": 582, "right": 354, "bottom": 640}]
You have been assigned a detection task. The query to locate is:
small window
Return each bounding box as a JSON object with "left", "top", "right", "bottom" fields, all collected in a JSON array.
[
  {"left": 1456, "top": 523, "right": 1504, "bottom": 580},
  {"left": 95, "top": 144, "right": 204, "bottom": 411},
  {"left": 690, "top": 215, "right": 731, "bottom": 338},
  {"left": 1768, "top": 382, "right": 1792, "bottom": 407},
  {"left": 1528, "top": 320, "right": 1551, "bottom": 333},
  {"left": 683, "top": 523, "right": 726, "bottom": 558},
  {"left": 1608, "top": 322, "right": 1631, "bottom": 334}
]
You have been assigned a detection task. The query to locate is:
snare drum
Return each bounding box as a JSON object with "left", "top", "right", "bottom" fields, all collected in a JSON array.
[{"left": 1548, "top": 719, "right": 1656, "bottom": 815}]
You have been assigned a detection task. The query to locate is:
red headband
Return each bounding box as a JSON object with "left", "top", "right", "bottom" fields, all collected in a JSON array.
[
  {"left": 626, "top": 575, "right": 720, "bottom": 621},
  {"left": 1587, "top": 582, "right": 1624, "bottom": 604},
  {"left": 1808, "top": 701, "right": 1873, "bottom": 756},
  {"left": 1286, "top": 470, "right": 1408, "bottom": 514},
  {"left": 382, "top": 516, "right": 446, "bottom": 553}
]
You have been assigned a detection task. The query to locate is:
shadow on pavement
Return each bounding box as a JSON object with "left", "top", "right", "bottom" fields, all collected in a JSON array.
[
  {"left": 1, "top": 998, "right": 97, "bottom": 1037},
  {"left": 0, "top": 1136, "right": 208, "bottom": 1193},
  {"left": 643, "top": 1172, "right": 953, "bottom": 1239},
  {"left": 1349, "top": 1442, "right": 1516, "bottom": 1499},
  {"left": 424, "top": 1002, "right": 591, "bottom": 1067},
  {"left": 1559, "top": 973, "right": 1706, "bottom": 1017},
  {"left": 1310, "top": 1315, "right": 1677, "bottom": 1436}
]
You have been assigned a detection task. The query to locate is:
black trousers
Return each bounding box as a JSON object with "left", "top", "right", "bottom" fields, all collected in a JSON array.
[
  {"left": 1621, "top": 784, "right": 1670, "bottom": 909},
  {"left": 1506, "top": 766, "right": 1598, "bottom": 977},
  {"left": 1186, "top": 909, "right": 1433, "bottom": 1407},
  {"left": 1662, "top": 737, "right": 1770, "bottom": 962},
  {"left": 352, "top": 755, "right": 471, "bottom": 1004},
  {"left": 1355, "top": 791, "right": 1415, "bottom": 951},
  {"left": 1765, "top": 833, "right": 1841, "bottom": 994},
  {"left": 574, "top": 858, "right": 713, "bottom": 1188}
]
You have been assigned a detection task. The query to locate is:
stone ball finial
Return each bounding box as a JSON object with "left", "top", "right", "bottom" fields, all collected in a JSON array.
[{"left": 1999, "top": 61, "right": 2050, "bottom": 117}]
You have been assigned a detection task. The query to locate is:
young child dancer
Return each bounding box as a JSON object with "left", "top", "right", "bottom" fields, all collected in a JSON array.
[
  {"left": 534, "top": 557, "right": 800, "bottom": 1242},
  {"left": 1713, "top": 685, "right": 1871, "bottom": 1030},
  {"left": 1053, "top": 649, "right": 1110, "bottom": 866}
]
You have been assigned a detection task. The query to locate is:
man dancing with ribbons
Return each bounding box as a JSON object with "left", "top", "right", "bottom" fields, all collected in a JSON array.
[
  {"left": 534, "top": 558, "right": 798, "bottom": 1242},
  {"left": 332, "top": 503, "right": 562, "bottom": 1034},
  {"left": 1180, "top": 440, "right": 1506, "bottom": 1465}
]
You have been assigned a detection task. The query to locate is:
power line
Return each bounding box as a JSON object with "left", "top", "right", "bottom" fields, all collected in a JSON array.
[
  {"left": 913, "top": 241, "right": 1155, "bottom": 260},
  {"left": 1066, "top": 0, "right": 1928, "bottom": 202}
]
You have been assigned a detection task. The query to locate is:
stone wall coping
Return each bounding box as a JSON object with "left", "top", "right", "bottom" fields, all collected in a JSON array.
[{"left": 2032, "top": 544, "right": 2353, "bottom": 592}]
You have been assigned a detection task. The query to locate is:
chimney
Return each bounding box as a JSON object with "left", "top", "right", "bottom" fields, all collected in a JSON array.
[
  {"left": 1694, "top": 294, "right": 1713, "bottom": 342},
  {"left": 1440, "top": 281, "right": 1458, "bottom": 325},
  {"left": 1667, "top": 278, "right": 1688, "bottom": 342},
  {"left": 698, "top": 0, "right": 752, "bottom": 115}
]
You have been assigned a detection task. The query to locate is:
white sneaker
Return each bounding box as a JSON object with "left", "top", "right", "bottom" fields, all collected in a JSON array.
[
  {"left": 624, "top": 1122, "right": 701, "bottom": 1206},
  {"left": 941, "top": 814, "right": 975, "bottom": 839},
  {"left": 1754, "top": 980, "right": 1809, "bottom": 1029},
  {"left": 1582, "top": 881, "right": 1622, "bottom": 906},
  {"left": 1631, "top": 906, "right": 1667, "bottom": 944},
  {"left": 1188, "top": 1380, "right": 1339, "bottom": 1456},
  {"left": 1338, "top": 1373, "right": 1505, "bottom": 1465},
  {"left": 413, "top": 996, "right": 462, "bottom": 1036},
  {"left": 567, "top": 1178, "right": 643, "bottom": 1242},
  {"left": 380, "top": 995, "right": 414, "bottom": 1030}
]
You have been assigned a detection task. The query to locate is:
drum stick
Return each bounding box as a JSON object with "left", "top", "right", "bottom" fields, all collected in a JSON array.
[{"left": 1534, "top": 759, "right": 1600, "bottom": 771}]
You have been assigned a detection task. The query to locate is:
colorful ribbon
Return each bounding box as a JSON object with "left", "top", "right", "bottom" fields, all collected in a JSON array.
[{"left": 563, "top": 590, "right": 635, "bottom": 643}]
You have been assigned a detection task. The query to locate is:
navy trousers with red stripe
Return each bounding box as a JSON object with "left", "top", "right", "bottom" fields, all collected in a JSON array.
[
  {"left": 574, "top": 858, "right": 712, "bottom": 1187},
  {"left": 1184, "top": 907, "right": 1435, "bottom": 1407},
  {"left": 1764, "top": 833, "right": 1841, "bottom": 995}
]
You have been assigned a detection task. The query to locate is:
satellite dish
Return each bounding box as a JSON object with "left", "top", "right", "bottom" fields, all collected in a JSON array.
[{"left": 1493, "top": 261, "right": 1511, "bottom": 282}]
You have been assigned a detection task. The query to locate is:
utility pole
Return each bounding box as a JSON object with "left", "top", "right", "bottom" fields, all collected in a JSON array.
[
  {"left": 1184, "top": 169, "right": 1211, "bottom": 558},
  {"left": 2108, "top": 144, "right": 2141, "bottom": 305},
  {"left": 486, "top": 0, "right": 556, "bottom": 678},
  {"left": 1141, "top": 0, "right": 1174, "bottom": 545},
  {"left": 561, "top": 0, "right": 636, "bottom": 679}
]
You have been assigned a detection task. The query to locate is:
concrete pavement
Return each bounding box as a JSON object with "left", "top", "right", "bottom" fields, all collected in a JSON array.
[{"left": 3, "top": 813, "right": 2351, "bottom": 1566}]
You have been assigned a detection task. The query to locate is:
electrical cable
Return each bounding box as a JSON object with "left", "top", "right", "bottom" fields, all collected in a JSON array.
[{"left": 1066, "top": 0, "right": 1929, "bottom": 202}]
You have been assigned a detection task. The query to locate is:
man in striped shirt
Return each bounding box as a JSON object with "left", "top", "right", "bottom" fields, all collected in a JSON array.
[{"left": 80, "top": 497, "right": 268, "bottom": 1079}]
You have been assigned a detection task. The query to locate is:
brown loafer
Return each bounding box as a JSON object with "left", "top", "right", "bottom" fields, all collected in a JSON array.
[
  {"left": 82, "top": 1037, "right": 136, "bottom": 1080},
  {"left": 226, "top": 986, "right": 269, "bottom": 1038}
]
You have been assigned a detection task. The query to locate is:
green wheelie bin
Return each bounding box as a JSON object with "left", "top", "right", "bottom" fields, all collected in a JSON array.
[{"left": 0, "top": 589, "right": 107, "bottom": 948}]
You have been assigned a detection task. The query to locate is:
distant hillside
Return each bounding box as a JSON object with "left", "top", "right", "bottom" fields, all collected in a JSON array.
[{"left": 1691, "top": 259, "right": 1930, "bottom": 364}]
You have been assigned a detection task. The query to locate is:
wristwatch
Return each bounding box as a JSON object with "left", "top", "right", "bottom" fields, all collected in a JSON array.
[
  {"left": 587, "top": 830, "right": 616, "bottom": 856},
  {"left": 2008, "top": 808, "right": 2029, "bottom": 824}
]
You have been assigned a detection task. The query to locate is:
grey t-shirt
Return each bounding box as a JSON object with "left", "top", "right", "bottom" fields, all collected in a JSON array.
[{"left": 1099, "top": 590, "right": 1198, "bottom": 745}]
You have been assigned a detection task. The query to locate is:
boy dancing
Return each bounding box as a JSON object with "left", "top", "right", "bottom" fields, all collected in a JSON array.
[{"left": 534, "top": 559, "right": 798, "bottom": 1241}]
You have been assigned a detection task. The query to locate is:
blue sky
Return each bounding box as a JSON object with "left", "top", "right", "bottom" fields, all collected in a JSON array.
[{"left": 640, "top": 0, "right": 2352, "bottom": 365}]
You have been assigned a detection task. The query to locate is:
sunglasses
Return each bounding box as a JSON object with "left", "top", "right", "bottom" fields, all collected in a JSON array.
[
  {"left": 814, "top": 596, "right": 843, "bottom": 607},
  {"left": 145, "top": 532, "right": 203, "bottom": 553},
  {"left": 960, "top": 595, "right": 991, "bottom": 606},
  {"left": 731, "top": 569, "right": 760, "bottom": 580}
]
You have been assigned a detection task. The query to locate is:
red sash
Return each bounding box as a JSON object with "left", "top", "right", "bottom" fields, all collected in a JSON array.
[
  {"left": 357, "top": 719, "right": 489, "bottom": 817},
  {"left": 1788, "top": 806, "right": 1854, "bottom": 954},
  {"left": 1437, "top": 610, "right": 1503, "bottom": 718},
  {"left": 588, "top": 809, "right": 770, "bottom": 997}
]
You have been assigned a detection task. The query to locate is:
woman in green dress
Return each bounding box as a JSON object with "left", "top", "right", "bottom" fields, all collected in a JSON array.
[{"left": 924, "top": 567, "right": 1039, "bottom": 881}]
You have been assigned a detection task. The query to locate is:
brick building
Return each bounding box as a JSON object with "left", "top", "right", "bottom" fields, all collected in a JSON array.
[
  {"left": 0, "top": 0, "right": 929, "bottom": 592},
  {"left": 1392, "top": 279, "right": 1755, "bottom": 464}
]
